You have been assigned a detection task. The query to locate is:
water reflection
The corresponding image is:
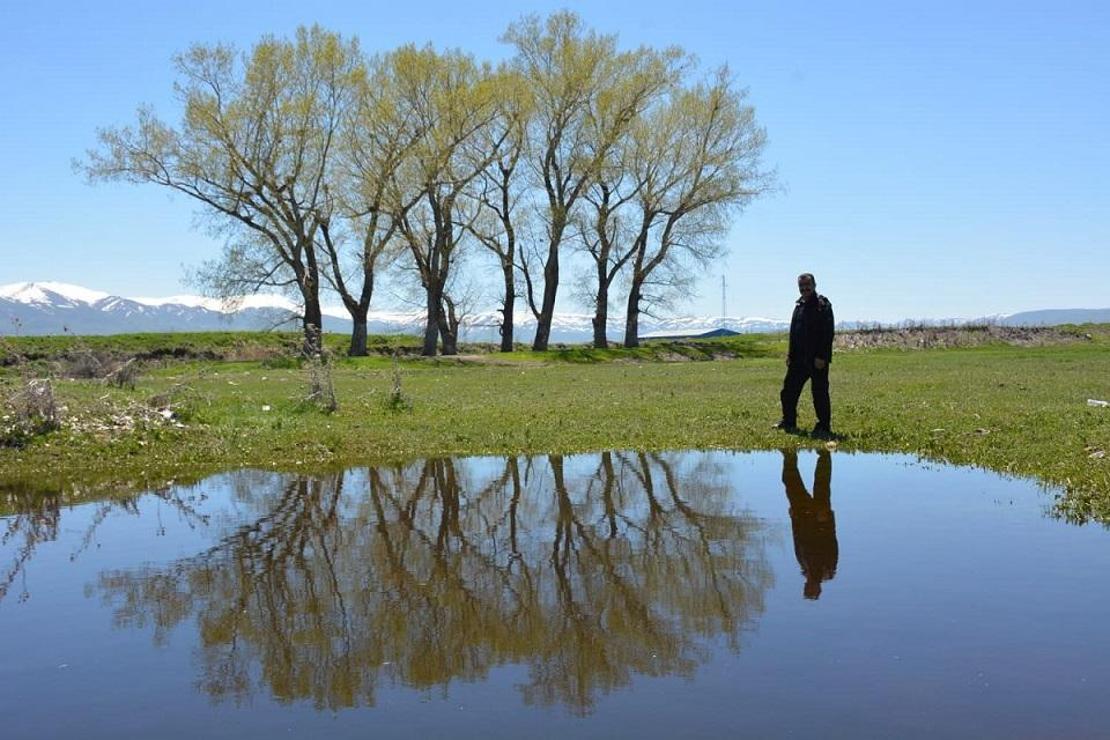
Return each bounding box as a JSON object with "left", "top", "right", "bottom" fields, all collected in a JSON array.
[
  {"left": 91, "top": 453, "right": 774, "bottom": 712},
  {"left": 0, "top": 490, "right": 59, "bottom": 604},
  {"left": 781, "top": 449, "right": 838, "bottom": 600},
  {"left": 1, "top": 484, "right": 208, "bottom": 605}
]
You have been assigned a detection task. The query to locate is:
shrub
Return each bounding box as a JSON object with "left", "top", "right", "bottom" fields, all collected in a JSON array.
[
  {"left": 384, "top": 355, "right": 413, "bottom": 413},
  {"left": 2, "top": 377, "right": 60, "bottom": 447},
  {"left": 105, "top": 359, "right": 141, "bottom": 390},
  {"left": 61, "top": 349, "right": 106, "bottom": 379}
]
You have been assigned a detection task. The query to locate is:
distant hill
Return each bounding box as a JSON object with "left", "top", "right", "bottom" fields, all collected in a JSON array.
[
  {"left": 1, "top": 281, "right": 1106, "bottom": 342},
  {"left": 997, "top": 308, "right": 1110, "bottom": 327}
]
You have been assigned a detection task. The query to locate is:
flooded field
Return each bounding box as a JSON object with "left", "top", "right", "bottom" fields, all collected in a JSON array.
[{"left": 1, "top": 451, "right": 1108, "bottom": 738}]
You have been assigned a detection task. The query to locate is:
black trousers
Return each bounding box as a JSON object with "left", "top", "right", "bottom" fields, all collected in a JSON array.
[{"left": 780, "top": 362, "right": 830, "bottom": 428}]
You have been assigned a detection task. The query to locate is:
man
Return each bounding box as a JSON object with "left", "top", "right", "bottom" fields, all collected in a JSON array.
[
  {"left": 774, "top": 272, "right": 834, "bottom": 437},
  {"left": 781, "top": 448, "right": 838, "bottom": 600}
]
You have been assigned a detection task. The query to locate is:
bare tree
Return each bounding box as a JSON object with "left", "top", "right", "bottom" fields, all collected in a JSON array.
[{"left": 82, "top": 27, "right": 362, "bottom": 356}]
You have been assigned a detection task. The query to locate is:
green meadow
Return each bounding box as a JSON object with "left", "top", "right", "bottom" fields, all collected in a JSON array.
[{"left": 1, "top": 328, "right": 1108, "bottom": 522}]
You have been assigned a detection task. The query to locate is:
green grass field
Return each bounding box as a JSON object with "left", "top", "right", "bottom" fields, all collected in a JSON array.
[{"left": 1, "top": 328, "right": 1108, "bottom": 522}]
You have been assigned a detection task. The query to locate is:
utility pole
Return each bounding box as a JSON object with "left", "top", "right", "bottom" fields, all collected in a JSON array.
[{"left": 720, "top": 275, "right": 727, "bottom": 322}]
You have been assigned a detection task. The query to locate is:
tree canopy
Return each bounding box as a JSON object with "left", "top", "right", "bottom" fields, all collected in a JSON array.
[{"left": 82, "top": 13, "right": 771, "bottom": 356}]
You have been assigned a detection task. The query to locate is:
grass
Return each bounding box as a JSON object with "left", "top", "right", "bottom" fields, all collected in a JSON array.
[{"left": 1, "top": 327, "right": 1108, "bottom": 522}]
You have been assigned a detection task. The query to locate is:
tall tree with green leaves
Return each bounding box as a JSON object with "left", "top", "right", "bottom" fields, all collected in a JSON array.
[
  {"left": 323, "top": 52, "right": 424, "bottom": 356},
  {"left": 463, "top": 66, "right": 533, "bottom": 352},
  {"left": 580, "top": 49, "right": 690, "bottom": 349},
  {"left": 387, "top": 45, "right": 501, "bottom": 356},
  {"left": 82, "top": 26, "right": 362, "bottom": 356},
  {"left": 622, "top": 69, "right": 772, "bottom": 347},
  {"left": 504, "top": 11, "right": 680, "bottom": 351}
]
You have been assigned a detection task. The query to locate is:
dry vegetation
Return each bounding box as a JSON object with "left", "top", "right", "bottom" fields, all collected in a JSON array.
[{"left": 835, "top": 323, "right": 1093, "bottom": 351}]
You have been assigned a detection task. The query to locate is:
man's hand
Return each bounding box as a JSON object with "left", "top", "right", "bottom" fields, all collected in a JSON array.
[
  {"left": 785, "top": 355, "right": 791, "bottom": 366},
  {"left": 814, "top": 357, "right": 827, "bottom": 370}
]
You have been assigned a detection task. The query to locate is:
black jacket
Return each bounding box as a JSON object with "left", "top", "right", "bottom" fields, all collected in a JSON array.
[{"left": 788, "top": 294, "right": 834, "bottom": 367}]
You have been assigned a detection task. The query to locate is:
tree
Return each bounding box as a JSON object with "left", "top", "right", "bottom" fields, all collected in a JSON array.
[
  {"left": 575, "top": 142, "right": 643, "bottom": 349},
  {"left": 504, "top": 12, "right": 679, "bottom": 351},
  {"left": 463, "top": 66, "right": 533, "bottom": 352},
  {"left": 324, "top": 52, "right": 424, "bottom": 356},
  {"left": 386, "top": 46, "right": 501, "bottom": 356},
  {"left": 82, "top": 26, "right": 362, "bottom": 356},
  {"left": 622, "top": 70, "right": 772, "bottom": 347}
]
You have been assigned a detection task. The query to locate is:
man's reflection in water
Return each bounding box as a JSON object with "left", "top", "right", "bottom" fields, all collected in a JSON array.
[{"left": 781, "top": 449, "right": 838, "bottom": 600}]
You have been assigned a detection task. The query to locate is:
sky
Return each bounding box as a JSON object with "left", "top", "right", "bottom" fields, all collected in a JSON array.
[{"left": 0, "top": 0, "right": 1106, "bottom": 322}]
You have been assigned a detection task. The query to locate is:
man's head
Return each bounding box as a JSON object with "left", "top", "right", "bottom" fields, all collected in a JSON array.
[
  {"left": 803, "top": 578, "right": 822, "bottom": 600},
  {"left": 797, "top": 273, "right": 816, "bottom": 300}
]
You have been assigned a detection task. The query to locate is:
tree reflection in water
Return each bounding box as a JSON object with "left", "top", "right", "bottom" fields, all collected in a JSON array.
[
  {"left": 93, "top": 453, "right": 774, "bottom": 713},
  {"left": 1, "top": 484, "right": 208, "bottom": 605}
]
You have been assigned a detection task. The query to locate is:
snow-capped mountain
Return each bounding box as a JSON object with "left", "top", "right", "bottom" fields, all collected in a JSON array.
[
  {"left": 2, "top": 282, "right": 1107, "bottom": 341},
  {"left": 0, "top": 281, "right": 792, "bottom": 341},
  {"left": 0, "top": 282, "right": 329, "bottom": 336}
]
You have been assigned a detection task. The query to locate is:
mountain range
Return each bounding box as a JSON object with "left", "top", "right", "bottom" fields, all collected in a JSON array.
[{"left": 1, "top": 282, "right": 1108, "bottom": 343}]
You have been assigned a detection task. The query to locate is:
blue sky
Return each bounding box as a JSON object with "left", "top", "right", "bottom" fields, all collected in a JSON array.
[{"left": 0, "top": 0, "right": 1106, "bottom": 321}]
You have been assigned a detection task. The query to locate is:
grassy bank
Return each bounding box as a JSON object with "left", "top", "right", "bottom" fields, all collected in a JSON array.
[{"left": 1, "top": 329, "right": 1108, "bottom": 522}]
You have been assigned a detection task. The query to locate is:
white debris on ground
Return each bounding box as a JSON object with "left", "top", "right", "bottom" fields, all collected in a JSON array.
[
  {"left": 63, "top": 402, "right": 187, "bottom": 435},
  {"left": 1087, "top": 399, "right": 1109, "bottom": 408}
]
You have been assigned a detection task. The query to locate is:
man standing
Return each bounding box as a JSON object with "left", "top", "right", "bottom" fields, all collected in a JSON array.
[{"left": 774, "top": 273, "right": 834, "bottom": 438}]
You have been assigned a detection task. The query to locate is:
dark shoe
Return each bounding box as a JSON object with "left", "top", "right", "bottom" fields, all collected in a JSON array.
[
  {"left": 772, "top": 419, "right": 799, "bottom": 432},
  {"left": 811, "top": 425, "right": 833, "bottom": 440}
]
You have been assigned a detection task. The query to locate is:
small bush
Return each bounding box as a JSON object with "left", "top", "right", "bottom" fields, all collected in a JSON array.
[
  {"left": 384, "top": 356, "right": 413, "bottom": 413},
  {"left": 62, "top": 349, "right": 107, "bottom": 379},
  {"left": 105, "top": 359, "right": 141, "bottom": 390},
  {"left": 2, "top": 377, "right": 60, "bottom": 447}
]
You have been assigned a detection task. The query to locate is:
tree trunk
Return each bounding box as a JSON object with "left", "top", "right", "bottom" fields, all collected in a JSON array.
[
  {"left": 438, "top": 300, "right": 458, "bottom": 356},
  {"left": 531, "top": 246, "right": 559, "bottom": 350},
  {"left": 623, "top": 278, "right": 642, "bottom": 348},
  {"left": 422, "top": 284, "right": 440, "bottom": 357},
  {"left": 592, "top": 262, "right": 610, "bottom": 349},
  {"left": 346, "top": 264, "right": 375, "bottom": 357},
  {"left": 440, "top": 331, "right": 458, "bottom": 355},
  {"left": 348, "top": 308, "right": 368, "bottom": 357},
  {"left": 302, "top": 292, "right": 324, "bottom": 357},
  {"left": 500, "top": 261, "right": 515, "bottom": 353},
  {"left": 531, "top": 217, "right": 565, "bottom": 351}
]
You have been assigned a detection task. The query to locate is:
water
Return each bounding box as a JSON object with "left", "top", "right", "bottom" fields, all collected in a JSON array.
[{"left": 1, "top": 451, "right": 1108, "bottom": 738}]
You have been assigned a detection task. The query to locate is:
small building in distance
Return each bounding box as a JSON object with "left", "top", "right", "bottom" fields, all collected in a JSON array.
[{"left": 639, "top": 327, "right": 741, "bottom": 342}]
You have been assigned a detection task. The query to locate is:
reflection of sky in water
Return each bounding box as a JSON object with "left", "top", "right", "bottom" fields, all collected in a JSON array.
[{"left": 1, "top": 451, "right": 1108, "bottom": 739}]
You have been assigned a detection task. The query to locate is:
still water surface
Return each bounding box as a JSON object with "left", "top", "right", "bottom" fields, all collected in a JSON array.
[{"left": 1, "top": 451, "right": 1108, "bottom": 738}]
